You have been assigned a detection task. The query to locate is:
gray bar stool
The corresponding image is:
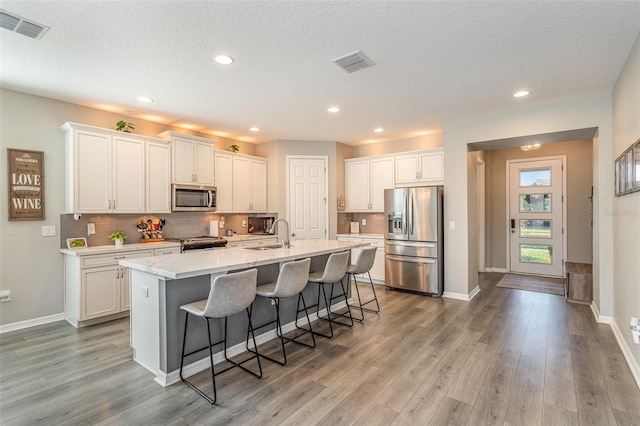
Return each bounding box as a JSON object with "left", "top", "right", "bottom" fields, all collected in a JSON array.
[
  {"left": 248, "top": 258, "right": 314, "bottom": 366},
  {"left": 346, "top": 246, "right": 380, "bottom": 322},
  {"left": 179, "top": 268, "right": 262, "bottom": 405},
  {"left": 304, "top": 250, "right": 352, "bottom": 338}
]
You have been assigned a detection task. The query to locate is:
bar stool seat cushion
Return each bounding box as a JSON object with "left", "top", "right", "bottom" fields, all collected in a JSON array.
[
  {"left": 346, "top": 247, "right": 377, "bottom": 275},
  {"left": 180, "top": 300, "right": 208, "bottom": 317},
  {"left": 307, "top": 270, "right": 325, "bottom": 282},
  {"left": 256, "top": 281, "right": 277, "bottom": 297}
]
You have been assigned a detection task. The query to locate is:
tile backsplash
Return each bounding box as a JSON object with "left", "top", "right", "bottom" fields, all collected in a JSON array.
[
  {"left": 337, "top": 212, "right": 385, "bottom": 234},
  {"left": 59, "top": 212, "right": 277, "bottom": 248}
]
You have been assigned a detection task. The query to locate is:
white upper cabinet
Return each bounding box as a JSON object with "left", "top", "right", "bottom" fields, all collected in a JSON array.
[
  {"left": 232, "top": 154, "right": 267, "bottom": 212},
  {"left": 159, "top": 131, "right": 215, "bottom": 185},
  {"left": 62, "top": 122, "right": 171, "bottom": 214},
  {"left": 62, "top": 123, "right": 149, "bottom": 214},
  {"left": 214, "top": 151, "right": 233, "bottom": 212},
  {"left": 345, "top": 155, "right": 394, "bottom": 212},
  {"left": 394, "top": 148, "right": 444, "bottom": 186},
  {"left": 146, "top": 140, "right": 171, "bottom": 213}
]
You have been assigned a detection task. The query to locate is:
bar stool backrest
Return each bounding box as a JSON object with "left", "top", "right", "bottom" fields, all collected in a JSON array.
[
  {"left": 273, "top": 258, "right": 312, "bottom": 298},
  {"left": 204, "top": 269, "right": 258, "bottom": 318},
  {"left": 316, "top": 251, "right": 350, "bottom": 283},
  {"left": 351, "top": 246, "right": 377, "bottom": 274}
]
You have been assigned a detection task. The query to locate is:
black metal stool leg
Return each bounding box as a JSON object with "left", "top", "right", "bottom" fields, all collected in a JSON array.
[{"left": 179, "top": 312, "right": 218, "bottom": 404}]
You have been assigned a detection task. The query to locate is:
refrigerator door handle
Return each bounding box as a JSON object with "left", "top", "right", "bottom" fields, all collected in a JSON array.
[
  {"left": 386, "top": 254, "right": 437, "bottom": 264},
  {"left": 408, "top": 194, "right": 414, "bottom": 236},
  {"left": 402, "top": 192, "right": 408, "bottom": 236}
]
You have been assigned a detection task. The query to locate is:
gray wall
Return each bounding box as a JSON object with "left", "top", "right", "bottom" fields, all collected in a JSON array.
[
  {"left": 611, "top": 32, "right": 640, "bottom": 378},
  {"left": 484, "top": 139, "right": 594, "bottom": 269},
  {"left": 0, "top": 89, "right": 251, "bottom": 325}
]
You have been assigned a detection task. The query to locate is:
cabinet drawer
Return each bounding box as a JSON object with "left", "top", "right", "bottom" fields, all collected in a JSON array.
[
  {"left": 81, "top": 250, "right": 153, "bottom": 267},
  {"left": 363, "top": 238, "right": 384, "bottom": 248},
  {"left": 244, "top": 237, "right": 278, "bottom": 247},
  {"left": 153, "top": 247, "right": 180, "bottom": 256}
]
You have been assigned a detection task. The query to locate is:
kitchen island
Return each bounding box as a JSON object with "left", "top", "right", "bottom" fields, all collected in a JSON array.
[{"left": 120, "top": 239, "right": 364, "bottom": 386}]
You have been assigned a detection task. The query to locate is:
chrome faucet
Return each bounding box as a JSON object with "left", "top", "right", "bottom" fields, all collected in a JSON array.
[{"left": 268, "top": 218, "right": 291, "bottom": 248}]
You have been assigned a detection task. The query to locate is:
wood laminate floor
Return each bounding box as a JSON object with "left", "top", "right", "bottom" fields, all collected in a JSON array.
[{"left": 2, "top": 273, "right": 640, "bottom": 425}]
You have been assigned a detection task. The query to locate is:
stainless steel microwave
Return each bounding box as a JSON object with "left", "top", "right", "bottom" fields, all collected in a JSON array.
[{"left": 172, "top": 184, "right": 216, "bottom": 212}]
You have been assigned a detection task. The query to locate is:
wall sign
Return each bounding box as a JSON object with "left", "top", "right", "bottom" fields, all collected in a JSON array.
[{"left": 7, "top": 148, "right": 45, "bottom": 220}]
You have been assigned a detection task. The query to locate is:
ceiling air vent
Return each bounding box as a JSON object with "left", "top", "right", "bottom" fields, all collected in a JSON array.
[
  {"left": 332, "top": 50, "right": 375, "bottom": 73},
  {"left": 0, "top": 9, "right": 49, "bottom": 40}
]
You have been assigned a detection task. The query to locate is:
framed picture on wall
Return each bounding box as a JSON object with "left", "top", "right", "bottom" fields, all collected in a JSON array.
[
  {"left": 7, "top": 148, "right": 45, "bottom": 220},
  {"left": 634, "top": 139, "right": 640, "bottom": 191},
  {"left": 625, "top": 148, "right": 634, "bottom": 193}
]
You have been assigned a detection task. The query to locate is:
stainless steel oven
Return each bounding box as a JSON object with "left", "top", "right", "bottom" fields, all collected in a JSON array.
[{"left": 172, "top": 184, "right": 216, "bottom": 212}]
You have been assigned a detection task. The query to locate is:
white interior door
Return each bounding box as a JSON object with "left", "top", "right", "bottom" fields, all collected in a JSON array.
[
  {"left": 288, "top": 156, "right": 327, "bottom": 241},
  {"left": 508, "top": 158, "right": 564, "bottom": 277}
]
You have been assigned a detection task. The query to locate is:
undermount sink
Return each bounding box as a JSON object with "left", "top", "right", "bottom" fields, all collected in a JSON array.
[{"left": 244, "top": 244, "right": 288, "bottom": 250}]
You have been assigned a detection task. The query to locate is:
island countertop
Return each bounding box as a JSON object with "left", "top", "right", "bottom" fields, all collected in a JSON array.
[{"left": 120, "top": 239, "right": 365, "bottom": 280}]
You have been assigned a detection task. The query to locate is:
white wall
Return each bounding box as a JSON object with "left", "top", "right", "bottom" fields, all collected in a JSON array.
[
  {"left": 612, "top": 33, "right": 640, "bottom": 378},
  {"left": 443, "top": 93, "right": 614, "bottom": 314}
]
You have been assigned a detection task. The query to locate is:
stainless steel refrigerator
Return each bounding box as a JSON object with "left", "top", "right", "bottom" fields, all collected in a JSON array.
[{"left": 384, "top": 186, "right": 444, "bottom": 296}]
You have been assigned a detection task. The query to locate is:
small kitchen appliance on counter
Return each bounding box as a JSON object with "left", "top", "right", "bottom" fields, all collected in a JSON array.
[
  {"left": 247, "top": 216, "right": 275, "bottom": 234},
  {"left": 350, "top": 221, "right": 360, "bottom": 234}
]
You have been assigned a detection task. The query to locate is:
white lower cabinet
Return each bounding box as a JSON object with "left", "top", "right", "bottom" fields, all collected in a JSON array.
[
  {"left": 64, "top": 248, "right": 157, "bottom": 327},
  {"left": 243, "top": 237, "right": 278, "bottom": 248},
  {"left": 337, "top": 235, "right": 385, "bottom": 283}
]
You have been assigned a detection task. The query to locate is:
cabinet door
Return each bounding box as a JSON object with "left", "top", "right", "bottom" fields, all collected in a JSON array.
[
  {"left": 146, "top": 141, "right": 171, "bottom": 213},
  {"left": 172, "top": 137, "right": 195, "bottom": 184},
  {"left": 215, "top": 152, "right": 233, "bottom": 212},
  {"left": 369, "top": 248, "right": 386, "bottom": 281},
  {"left": 82, "top": 265, "right": 120, "bottom": 319},
  {"left": 113, "top": 136, "right": 145, "bottom": 213},
  {"left": 370, "top": 157, "right": 394, "bottom": 212},
  {"left": 232, "top": 157, "right": 251, "bottom": 212},
  {"left": 250, "top": 159, "right": 267, "bottom": 212},
  {"left": 346, "top": 160, "right": 371, "bottom": 212},
  {"left": 121, "top": 268, "right": 130, "bottom": 311},
  {"left": 419, "top": 151, "right": 444, "bottom": 182},
  {"left": 395, "top": 154, "right": 420, "bottom": 186},
  {"left": 75, "top": 130, "right": 111, "bottom": 213},
  {"left": 194, "top": 141, "right": 215, "bottom": 185}
]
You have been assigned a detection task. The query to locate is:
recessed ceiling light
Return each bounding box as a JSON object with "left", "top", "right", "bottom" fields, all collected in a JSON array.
[
  {"left": 137, "top": 96, "right": 153, "bottom": 103},
  {"left": 327, "top": 106, "right": 340, "bottom": 113},
  {"left": 214, "top": 54, "right": 234, "bottom": 65},
  {"left": 249, "top": 127, "right": 260, "bottom": 132},
  {"left": 374, "top": 128, "right": 384, "bottom": 133},
  {"left": 513, "top": 90, "right": 530, "bottom": 98}
]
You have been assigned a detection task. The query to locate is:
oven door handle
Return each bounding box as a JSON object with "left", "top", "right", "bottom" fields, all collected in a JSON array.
[{"left": 386, "top": 254, "right": 436, "bottom": 264}]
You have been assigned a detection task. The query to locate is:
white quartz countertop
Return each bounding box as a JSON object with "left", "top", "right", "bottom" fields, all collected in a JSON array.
[
  {"left": 119, "top": 239, "right": 367, "bottom": 280},
  {"left": 336, "top": 233, "right": 384, "bottom": 239},
  {"left": 60, "top": 241, "right": 181, "bottom": 256}
]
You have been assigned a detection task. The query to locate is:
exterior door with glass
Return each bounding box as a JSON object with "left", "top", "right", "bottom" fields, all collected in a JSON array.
[{"left": 508, "top": 158, "right": 564, "bottom": 277}]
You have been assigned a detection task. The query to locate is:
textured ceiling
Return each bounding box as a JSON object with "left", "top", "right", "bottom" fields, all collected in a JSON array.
[{"left": 1, "top": 1, "right": 638, "bottom": 145}]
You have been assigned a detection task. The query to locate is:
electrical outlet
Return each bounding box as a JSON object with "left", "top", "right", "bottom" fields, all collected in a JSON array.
[
  {"left": 0, "top": 290, "right": 11, "bottom": 303},
  {"left": 141, "top": 286, "right": 149, "bottom": 298},
  {"left": 41, "top": 225, "right": 56, "bottom": 236},
  {"left": 362, "top": 219, "right": 366, "bottom": 226},
  {"left": 449, "top": 221, "right": 456, "bottom": 230},
  {"left": 87, "top": 223, "right": 96, "bottom": 235},
  {"left": 242, "top": 220, "right": 247, "bottom": 228}
]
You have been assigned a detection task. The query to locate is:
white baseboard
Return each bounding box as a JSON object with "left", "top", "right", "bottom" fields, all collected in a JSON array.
[
  {"left": 610, "top": 319, "right": 640, "bottom": 390},
  {"left": 0, "top": 312, "right": 65, "bottom": 334},
  {"left": 590, "top": 301, "right": 612, "bottom": 324},
  {"left": 159, "top": 300, "right": 350, "bottom": 387},
  {"left": 485, "top": 267, "right": 508, "bottom": 273},
  {"left": 443, "top": 286, "right": 480, "bottom": 302}
]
